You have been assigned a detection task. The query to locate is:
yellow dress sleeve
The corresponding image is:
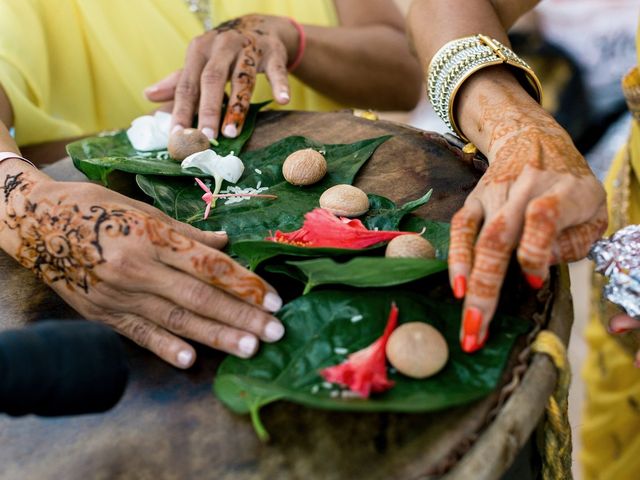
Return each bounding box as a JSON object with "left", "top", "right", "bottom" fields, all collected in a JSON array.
[{"left": 212, "top": 0, "right": 343, "bottom": 112}]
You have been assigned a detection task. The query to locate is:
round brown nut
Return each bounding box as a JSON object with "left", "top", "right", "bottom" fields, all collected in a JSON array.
[
  {"left": 282, "top": 149, "right": 327, "bottom": 186},
  {"left": 386, "top": 322, "right": 448, "bottom": 379},
  {"left": 168, "top": 128, "right": 210, "bottom": 161},
  {"left": 319, "top": 184, "right": 369, "bottom": 217},
  {"left": 385, "top": 235, "right": 436, "bottom": 259}
]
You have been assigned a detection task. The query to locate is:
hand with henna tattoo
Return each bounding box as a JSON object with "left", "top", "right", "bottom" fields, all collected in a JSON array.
[
  {"left": 146, "top": 15, "right": 297, "bottom": 140},
  {"left": 447, "top": 69, "right": 607, "bottom": 352},
  {"left": 0, "top": 161, "right": 285, "bottom": 368}
]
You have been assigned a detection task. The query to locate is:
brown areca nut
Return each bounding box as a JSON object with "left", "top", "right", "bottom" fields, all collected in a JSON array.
[
  {"left": 168, "top": 128, "right": 210, "bottom": 161},
  {"left": 385, "top": 235, "right": 436, "bottom": 259},
  {"left": 282, "top": 149, "right": 327, "bottom": 186},
  {"left": 385, "top": 322, "right": 449, "bottom": 379},
  {"left": 319, "top": 184, "right": 369, "bottom": 217}
]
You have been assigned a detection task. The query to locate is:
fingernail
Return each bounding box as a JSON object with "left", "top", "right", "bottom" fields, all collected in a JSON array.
[
  {"left": 238, "top": 335, "right": 258, "bottom": 358},
  {"left": 212, "top": 230, "right": 227, "bottom": 236},
  {"left": 453, "top": 275, "right": 466, "bottom": 299},
  {"left": 177, "top": 350, "right": 194, "bottom": 367},
  {"left": 264, "top": 321, "right": 285, "bottom": 342},
  {"left": 525, "top": 274, "right": 544, "bottom": 289},
  {"left": 279, "top": 91, "right": 290, "bottom": 102},
  {"left": 461, "top": 307, "right": 483, "bottom": 353},
  {"left": 608, "top": 326, "right": 632, "bottom": 335},
  {"left": 201, "top": 127, "right": 215, "bottom": 140},
  {"left": 263, "top": 292, "right": 283, "bottom": 312},
  {"left": 171, "top": 124, "right": 184, "bottom": 135},
  {"left": 222, "top": 124, "right": 238, "bottom": 138},
  {"left": 144, "top": 85, "right": 159, "bottom": 95}
]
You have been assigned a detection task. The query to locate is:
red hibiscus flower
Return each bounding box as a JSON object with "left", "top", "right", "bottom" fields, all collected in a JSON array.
[
  {"left": 320, "top": 302, "right": 398, "bottom": 398},
  {"left": 266, "top": 208, "right": 414, "bottom": 249}
]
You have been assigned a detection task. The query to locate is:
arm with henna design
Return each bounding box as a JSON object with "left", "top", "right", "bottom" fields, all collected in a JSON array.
[
  {"left": 0, "top": 88, "right": 285, "bottom": 367},
  {"left": 409, "top": 0, "right": 607, "bottom": 352}
]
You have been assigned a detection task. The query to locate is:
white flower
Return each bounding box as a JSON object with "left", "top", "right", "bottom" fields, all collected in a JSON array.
[
  {"left": 181, "top": 150, "right": 245, "bottom": 206},
  {"left": 126, "top": 111, "right": 172, "bottom": 151}
]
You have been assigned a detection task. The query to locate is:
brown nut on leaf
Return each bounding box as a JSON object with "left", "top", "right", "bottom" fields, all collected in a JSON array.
[
  {"left": 385, "top": 235, "right": 436, "bottom": 259},
  {"left": 319, "top": 184, "right": 369, "bottom": 217},
  {"left": 168, "top": 128, "right": 210, "bottom": 161},
  {"left": 386, "top": 322, "right": 448, "bottom": 379},
  {"left": 282, "top": 149, "right": 327, "bottom": 186}
]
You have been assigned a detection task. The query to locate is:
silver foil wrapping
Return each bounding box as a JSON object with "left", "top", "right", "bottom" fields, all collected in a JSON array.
[{"left": 589, "top": 224, "right": 640, "bottom": 318}]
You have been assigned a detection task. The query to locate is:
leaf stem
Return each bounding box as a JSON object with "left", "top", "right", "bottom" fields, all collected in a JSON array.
[{"left": 250, "top": 405, "right": 270, "bottom": 442}]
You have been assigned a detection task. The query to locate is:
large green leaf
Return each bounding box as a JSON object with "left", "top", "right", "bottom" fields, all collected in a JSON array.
[
  {"left": 214, "top": 289, "right": 530, "bottom": 440},
  {"left": 137, "top": 135, "right": 391, "bottom": 242},
  {"left": 270, "top": 257, "right": 448, "bottom": 293},
  {"left": 363, "top": 190, "right": 431, "bottom": 231},
  {"left": 66, "top": 101, "right": 269, "bottom": 184}
]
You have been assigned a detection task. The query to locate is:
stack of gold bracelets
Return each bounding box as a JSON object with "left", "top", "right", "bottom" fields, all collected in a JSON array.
[{"left": 427, "top": 34, "right": 543, "bottom": 143}]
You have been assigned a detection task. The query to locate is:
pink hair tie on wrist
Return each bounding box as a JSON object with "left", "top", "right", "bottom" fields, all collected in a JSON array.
[
  {"left": 0, "top": 152, "right": 36, "bottom": 169},
  {"left": 287, "top": 18, "right": 306, "bottom": 72}
]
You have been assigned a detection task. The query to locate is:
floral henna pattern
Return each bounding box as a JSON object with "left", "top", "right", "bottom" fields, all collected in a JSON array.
[
  {"left": 557, "top": 215, "right": 608, "bottom": 263},
  {"left": 479, "top": 93, "right": 592, "bottom": 184},
  {"left": 468, "top": 215, "right": 511, "bottom": 299},
  {"left": 227, "top": 36, "right": 260, "bottom": 132},
  {"left": 191, "top": 254, "right": 266, "bottom": 304},
  {"left": 2, "top": 172, "right": 31, "bottom": 203}
]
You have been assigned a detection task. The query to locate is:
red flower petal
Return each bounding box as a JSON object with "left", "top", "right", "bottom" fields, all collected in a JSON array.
[
  {"left": 320, "top": 302, "right": 398, "bottom": 398},
  {"left": 266, "top": 208, "right": 414, "bottom": 249}
]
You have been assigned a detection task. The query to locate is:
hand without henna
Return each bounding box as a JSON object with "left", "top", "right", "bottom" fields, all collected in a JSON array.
[
  {"left": 145, "top": 14, "right": 297, "bottom": 140},
  {"left": 0, "top": 171, "right": 284, "bottom": 368}
]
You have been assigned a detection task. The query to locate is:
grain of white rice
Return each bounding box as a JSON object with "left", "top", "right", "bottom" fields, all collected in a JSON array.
[
  {"left": 254, "top": 168, "right": 262, "bottom": 174},
  {"left": 311, "top": 385, "right": 320, "bottom": 394},
  {"left": 330, "top": 391, "right": 340, "bottom": 398},
  {"left": 350, "top": 315, "right": 363, "bottom": 323},
  {"left": 322, "top": 382, "right": 333, "bottom": 389},
  {"left": 334, "top": 347, "right": 348, "bottom": 355},
  {"left": 340, "top": 390, "right": 361, "bottom": 399}
]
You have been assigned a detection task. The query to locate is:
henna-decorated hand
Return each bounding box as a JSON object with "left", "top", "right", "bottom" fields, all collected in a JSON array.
[
  {"left": 145, "top": 15, "right": 297, "bottom": 140},
  {"left": 449, "top": 90, "right": 607, "bottom": 353},
  {"left": 0, "top": 169, "right": 284, "bottom": 368}
]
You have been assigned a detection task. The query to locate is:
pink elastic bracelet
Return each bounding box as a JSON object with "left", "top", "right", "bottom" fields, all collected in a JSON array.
[
  {"left": 287, "top": 18, "right": 306, "bottom": 72},
  {"left": 0, "top": 152, "right": 37, "bottom": 169}
]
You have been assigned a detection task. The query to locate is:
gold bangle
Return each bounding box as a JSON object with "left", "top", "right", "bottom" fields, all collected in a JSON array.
[{"left": 427, "top": 34, "right": 543, "bottom": 143}]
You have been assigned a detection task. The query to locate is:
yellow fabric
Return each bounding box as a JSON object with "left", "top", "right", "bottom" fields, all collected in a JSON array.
[
  {"left": 0, "top": 0, "right": 339, "bottom": 147},
  {"left": 581, "top": 21, "right": 640, "bottom": 480}
]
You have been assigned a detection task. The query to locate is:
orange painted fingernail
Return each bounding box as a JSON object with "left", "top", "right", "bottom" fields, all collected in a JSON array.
[
  {"left": 608, "top": 326, "right": 632, "bottom": 335},
  {"left": 461, "top": 307, "right": 483, "bottom": 353},
  {"left": 453, "top": 275, "right": 466, "bottom": 299},
  {"left": 525, "top": 274, "right": 544, "bottom": 289}
]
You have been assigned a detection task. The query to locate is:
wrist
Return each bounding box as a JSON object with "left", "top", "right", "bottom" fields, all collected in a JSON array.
[
  {"left": 455, "top": 67, "right": 545, "bottom": 155},
  {"left": 274, "top": 16, "right": 300, "bottom": 63}
]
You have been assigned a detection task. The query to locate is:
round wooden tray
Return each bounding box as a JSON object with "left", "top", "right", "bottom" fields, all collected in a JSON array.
[{"left": 0, "top": 110, "right": 572, "bottom": 480}]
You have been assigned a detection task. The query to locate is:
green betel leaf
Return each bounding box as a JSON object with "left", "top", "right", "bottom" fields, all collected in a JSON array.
[
  {"left": 214, "top": 289, "right": 531, "bottom": 440},
  {"left": 136, "top": 135, "right": 391, "bottom": 242},
  {"left": 272, "top": 257, "right": 448, "bottom": 293},
  {"left": 231, "top": 215, "right": 446, "bottom": 270},
  {"left": 363, "top": 190, "right": 432, "bottom": 231},
  {"left": 66, "top": 101, "right": 269, "bottom": 184}
]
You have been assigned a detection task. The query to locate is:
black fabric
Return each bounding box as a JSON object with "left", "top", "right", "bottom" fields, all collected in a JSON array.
[{"left": 0, "top": 320, "right": 129, "bottom": 417}]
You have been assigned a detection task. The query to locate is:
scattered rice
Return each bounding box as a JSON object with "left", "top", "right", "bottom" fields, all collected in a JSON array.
[
  {"left": 254, "top": 168, "right": 262, "bottom": 174},
  {"left": 311, "top": 385, "right": 320, "bottom": 394},
  {"left": 340, "top": 390, "right": 361, "bottom": 399},
  {"left": 322, "top": 382, "right": 333, "bottom": 389},
  {"left": 330, "top": 391, "right": 340, "bottom": 398},
  {"left": 334, "top": 347, "right": 348, "bottom": 355},
  {"left": 350, "top": 315, "right": 363, "bottom": 323},
  {"left": 219, "top": 184, "right": 270, "bottom": 205}
]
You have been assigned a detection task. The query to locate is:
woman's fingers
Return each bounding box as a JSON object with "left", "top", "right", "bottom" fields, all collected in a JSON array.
[
  {"left": 264, "top": 44, "right": 290, "bottom": 104},
  {"left": 197, "top": 50, "right": 236, "bottom": 139},
  {"left": 555, "top": 205, "right": 608, "bottom": 263},
  {"left": 146, "top": 266, "right": 284, "bottom": 343},
  {"left": 145, "top": 70, "right": 182, "bottom": 102},
  {"left": 107, "top": 312, "right": 196, "bottom": 369},
  {"left": 608, "top": 313, "right": 640, "bottom": 335},
  {"left": 132, "top": 295, "right": 261, "bottom": 358},
  {"left": 462, "top": 209, "right": 524, "bottom": 353},
  {"left": 171, "top": 42, "right": 208, "bottom": 131},
  {"left": 156, "top": 242, "right": 282, "bottom": 312},
  {"left": 448, "top": 198, "right": 483, "bottom": 299},
  {"left": 221, "top": 39, "right": 259, "bottom": 138},
  {"left": 516, "top": 195, "right": 561, "bottom": 288}
]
